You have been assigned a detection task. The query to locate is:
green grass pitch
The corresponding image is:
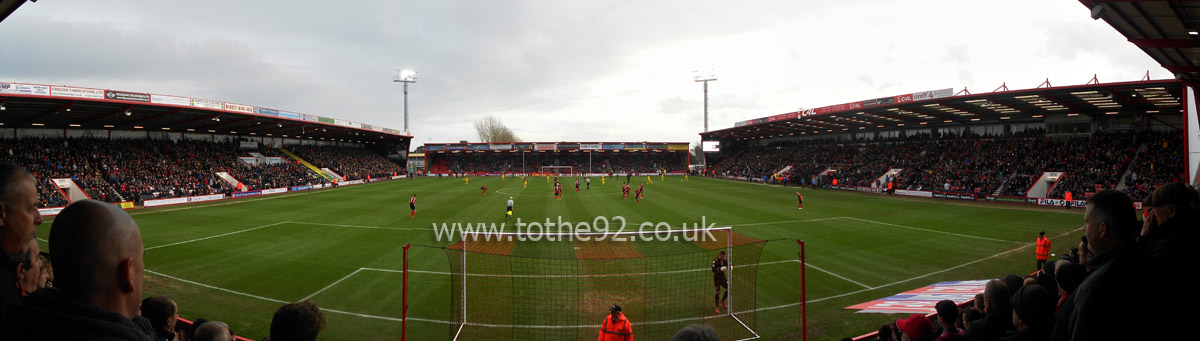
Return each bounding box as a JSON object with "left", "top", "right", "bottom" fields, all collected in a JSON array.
[{"left": 35, "top": 176, "right": 1084, "bottom": 340}]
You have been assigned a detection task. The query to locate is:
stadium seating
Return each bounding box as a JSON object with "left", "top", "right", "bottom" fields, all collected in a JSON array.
[
  {"left": 1, "top": 137, "right": 404, "bottom": 207},
  {"left": 709, "top": 129, "right": 1184, "bottom": 200},
  {"left": 427, "top": 150, "right": 687, "bottom": 175}
]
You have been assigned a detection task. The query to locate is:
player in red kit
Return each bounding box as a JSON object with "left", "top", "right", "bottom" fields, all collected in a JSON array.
[
  {"left": 635, "top": 183, "right": 643, "bottom": 204},
  {"left": 554, "top": 182, "right": 562, "bottom": 201},
  {"left": 481, "top": 186, "right": 487, "bottom": 195},
  {"left": 796, "top": 191, "right": 803, "bottom": 210},
  {"left": 575, "top": 178, "right": 580, "bottom": 192},
  {"left": 409, "top": 194, "right": 417, "bottom": 219}
]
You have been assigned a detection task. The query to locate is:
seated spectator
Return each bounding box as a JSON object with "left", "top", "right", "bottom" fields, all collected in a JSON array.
[
  {"left": 960, "top": 307, "right": 983, "bottom": 332},
  {"left": 1, "top": 162, "right": 44, "bottom": 312},
  {"left": 141, "top": 295, "right": 181, "bottom": 341},
  {"left": 961, "top": 279, "right": 1012, "bottom": 341},
  {"left": 877, "top": 324, "right": 895, "bottom": 341},
  {"left": 1137, "top": 182, "right": 1199, "bottom": 266},
  {"left": 1005, "top": 284, "right": 1055, "bottom": 341},
  {"left": 894, "top": 313, "right": 934, "bottom": 341},
  {"left": 933, "top": 300, "right": 961, "bottom": 341},
  {"left": 3, "top": 199, "right": 151, "bottom": 340},
  {"left": 670, "top": 323, "right": 719, "bottom": 341},
  {"left": 193, "top": 320, "right": 232, "bottom": 341},
  {"left": 15, "top": 239, "right": 44, "bottom": 296},
  {"left": 1060, "top": 189, "right": 1164, "bottom": 340},
  {"left": 1050, "top": 262, "right": 1086, "bottom": 341},
  {"left": 269, "top": 300, "right": 326, "bottom": 341},
  {"left": 38, "top": 251, "right": 52, "bottom": 288}
]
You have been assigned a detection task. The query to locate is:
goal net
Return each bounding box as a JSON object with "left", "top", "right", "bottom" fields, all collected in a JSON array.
[
  {"left": 539, "top": 166, "right": 573, "bottom": 176},
  {"left": 436, "top": 227, "right": 773, "bottom": 340}
]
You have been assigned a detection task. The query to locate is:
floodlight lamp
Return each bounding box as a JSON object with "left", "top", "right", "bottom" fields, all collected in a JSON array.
[
  {"left": 124, "top": 109, "right": 132, "bottom": 116},
  {"left": 399, "top": 70, "right": 417, "bottom": 82}
]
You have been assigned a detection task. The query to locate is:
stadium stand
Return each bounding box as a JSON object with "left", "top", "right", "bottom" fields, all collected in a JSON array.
[
  {"left": 0, "top": 137, "right": 404, "bottom": 207},
  {"left": 425, "top": 145, "right": 689, "bottom": 175},
  {"left": 708, "top": 129, "right": 1184, "bottom": 201}
]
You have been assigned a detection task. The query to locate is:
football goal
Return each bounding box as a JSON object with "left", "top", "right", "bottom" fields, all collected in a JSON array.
[
  {"left": 405, "top": 227, "right": 801, "bottom": 340},
  {"left": 539, "top": 166, "right": 573, "bottom": 176}
]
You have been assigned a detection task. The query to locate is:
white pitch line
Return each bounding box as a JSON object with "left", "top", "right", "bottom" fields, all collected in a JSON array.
[
  {"left": 287, "top": 221, "right": 430, "bottom": 231},
  {"left": 146, "top": 269, "right": 288, "bottom": 304},
  {"left": 145, "top": 221, "right": 288, "bottom": 251},
  {"left": 377, "top": 259, "right": 801, "bottom": 278},
  {"left": 806, "top": 262, "right": 872, "bottom": 289},
  {"left": 302, "top": 268, "right": 363, "bottom": 301},
  {"left": 841, "top": 217, "right": 1015, "bottom": 243}
]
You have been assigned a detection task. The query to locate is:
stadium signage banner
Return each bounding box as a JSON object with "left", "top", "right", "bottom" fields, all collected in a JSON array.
[
  {"left": 893, "top": 94, "right": 913, "bottom": 103},
  {"left": 985, "top": 195, "right": 1038, "bottom": 204},
  {"left": 513, "top": 143, "right": 533, "bottom": 150},
  {"left": 734, "top": 121, "right": 747, "bottom": 127},
  {"left": 767, "top": 112, "right": 798, "bottom": 122},
  {"left": 535, "top": 143, "right": 556, "bottom": 151},
  {"left": 334, "top": 119, "right": 353, "bottom": 126},
  {"left": 491, "top": 144, "right": 513, "bottom": 150},
  {"left": 232, "top": 190, "right": 263, "bottom": 198},
  {"left": 188, "top": 194, "right": 225, "bottom": 203},
  {"left": 104, "top": 90, "right": 151, "bottom": 103},
  {"left": 894, "top": 189, "right": 933, "bottom": 198},
  {"left": 668, "top": 143, "right": 689, "bottom": 150},
  {"left": 318, "top": 117, "right": 335, "bottom": 124},
  {"left": 151, "top": 94, "right": 192, "bottom": 106},
  {"left": 223, "top": 102, "right": 255, "bottom": 114},
  {"left": 602, "top": 143, "right": 623, "bottom": 150},
  {"left": 255, "top": 107, "right": 280, "bottom": 116},
  {"left": 37, "top": 207, "right": 65, "bottom": 216},
  {"left": 912, "top": 88, "right": 953, "bottom": 101},
  {"left": 51, "top": 86, "right": 104, "bottom": 99},
  {"left": 262, "top": 188, "right": 288, "bottom": 195},
  {"left": 1037, "top": 198, "right": 1086, "bottom": 207},
  {"left": 191, "top": 98, "right": 223, "bottom": 110},
  {"left": 0, "top": 83, "right": 51, "bottom": 96},
  {"left": 291, "top": 185, "right": 312, "bottom": 191},
  {"left": 447, "top": 145, "right": 467, "bottom": 151},
  {"left": 557, "top": 143, "right": 579, "bottom": 150},
  {"left": 932, "top": 192, "right": 975, "bottom": 201},
  {"left": 580, "top": 143, "right": 602, "bottom": 150},
  {"left": 425, "top": 144, "right": 446, "bottom": 151},
  {"left": 469, "top": 144, "right": 490, "bottom": 150},
  {"left": 847, "top": 280, "right": 987, "bottom": 314},
  {"left": 646, "top": 143, "right": 667, "bottom": 150},
  {"left": 625, "top": 143, "right": 646, "bottom": 150}
]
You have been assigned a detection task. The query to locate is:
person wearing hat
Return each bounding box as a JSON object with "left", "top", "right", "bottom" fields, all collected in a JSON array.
[
  {"left": 1035, "top": 231, "right": 1051, "bottom": 272},
  {"left": 598, "top": 303, "right": 632, "bottom": 341},
  {"left": 893, "top": 313, "right": 934, "bottom": 341},
  {"left": 1005, "top": 284, "right": 1055, "bottom": 341},
  {"left": 1138, "top": 182, "right": 1199, "bottom": 264}
]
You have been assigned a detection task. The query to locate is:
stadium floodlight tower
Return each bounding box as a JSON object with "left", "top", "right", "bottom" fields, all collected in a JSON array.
[
  {"left": 393, "top": 69, "right": 418, "bottom": 134},
  {"left": 694, "top": 70, "right": 717, "bottom": 132}
]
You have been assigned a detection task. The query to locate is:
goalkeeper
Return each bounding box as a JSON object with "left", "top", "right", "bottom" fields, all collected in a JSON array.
[{"left": 712, "top": 250, "right": 729, "bottom": 313}]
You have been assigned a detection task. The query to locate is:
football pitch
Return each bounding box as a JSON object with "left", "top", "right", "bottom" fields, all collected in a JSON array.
[{"left": 36, "top": 176, "right": 1084, "bottom": 340}]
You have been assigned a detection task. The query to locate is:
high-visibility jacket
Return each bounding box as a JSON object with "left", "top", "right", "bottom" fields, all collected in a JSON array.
[
  {"left": 1036, "top": 236, "right": 1051, "bottom": 260},
  {"left": 598, "top": 312, "right": 633, "bottom": 341}
]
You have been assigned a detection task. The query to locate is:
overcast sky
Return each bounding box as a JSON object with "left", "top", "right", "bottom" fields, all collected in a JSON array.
[{"left": 0, "top": 0, "right": 1168, "bottom": 149}]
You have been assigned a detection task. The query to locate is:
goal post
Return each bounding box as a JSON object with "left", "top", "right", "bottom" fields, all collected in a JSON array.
[
  {"left": 424, "top": 226, "right": 776, "bottom": 340},
  {"left": 539, "top": 165, "right": 573, "bottom": 176}
]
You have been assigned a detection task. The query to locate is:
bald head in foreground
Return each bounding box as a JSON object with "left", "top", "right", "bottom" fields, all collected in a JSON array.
[
  {"left": 3, "top": 199, "right": 151, "bottom": 341},
  {"left": 51, "top": 199, "right": 145, "bottom": 319}
]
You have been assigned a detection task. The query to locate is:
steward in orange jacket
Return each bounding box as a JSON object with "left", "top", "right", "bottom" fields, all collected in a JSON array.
[{"left": 599, "top": 304, "right": 633, "bottom": 341}]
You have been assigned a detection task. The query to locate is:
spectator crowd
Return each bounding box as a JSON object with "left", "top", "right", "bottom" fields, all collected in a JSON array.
[
  {"left": 710, "top": 129, "right": 1184, "bottom": 201},
  {"left": 1, "top": 137, "right": 405, "bottom": 207}
]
